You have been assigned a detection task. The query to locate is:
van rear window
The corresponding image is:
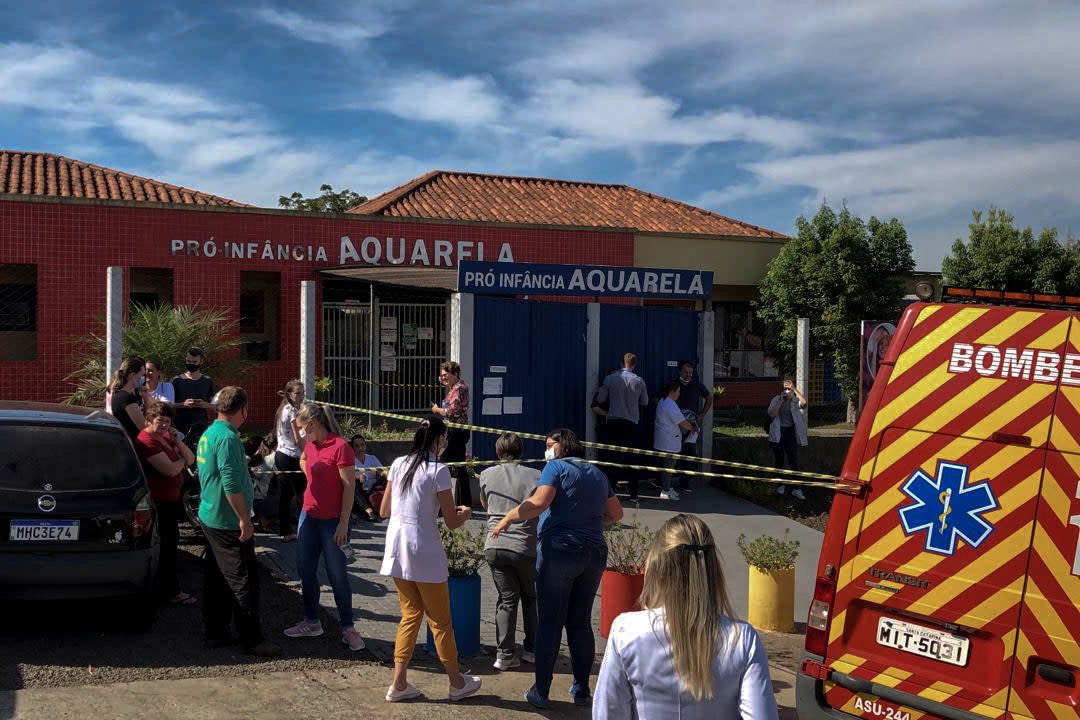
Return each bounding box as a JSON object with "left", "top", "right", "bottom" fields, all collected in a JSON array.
[{"left": 0, "top": 425, "right": 142, "bottom": 491}]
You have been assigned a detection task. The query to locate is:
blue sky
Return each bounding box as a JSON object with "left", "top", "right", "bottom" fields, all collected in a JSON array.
[{"left": 2, "top": 1, "right": 1079, "bottom": 270}]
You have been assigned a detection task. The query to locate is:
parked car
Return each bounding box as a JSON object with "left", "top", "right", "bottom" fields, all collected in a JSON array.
[{"left": 0, "top": 402, "right": 159, "bottom": 628}]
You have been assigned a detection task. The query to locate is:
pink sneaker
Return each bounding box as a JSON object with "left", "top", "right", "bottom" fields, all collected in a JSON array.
[{"left": 341, "top": 627, "right": 366, "bottom": 651}]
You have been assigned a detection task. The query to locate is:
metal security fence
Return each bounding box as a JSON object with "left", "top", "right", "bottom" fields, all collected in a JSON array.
[{"left": 322, "top": 299, "right": 447, "bottom": 413}]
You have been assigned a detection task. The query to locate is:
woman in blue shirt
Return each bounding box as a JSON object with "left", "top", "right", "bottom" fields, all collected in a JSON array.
[{"left": 491, "top": 428, "right": 624, "bottom": 709}]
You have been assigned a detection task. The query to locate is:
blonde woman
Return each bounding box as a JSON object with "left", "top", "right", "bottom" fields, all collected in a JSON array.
[
  {"left": 275, "top": 379, "right": 306, "bottom": 541},
  {"left": 593, "top": 514, "right": 777, "bottom": 719}
]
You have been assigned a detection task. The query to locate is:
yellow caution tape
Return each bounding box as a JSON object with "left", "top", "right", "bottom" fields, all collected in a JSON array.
[
  {"left": 323, "top": 401, "right": 848, "bottom": 484},
  {"left": 340, "top": 376, "right": 442, "bottom": 390}
]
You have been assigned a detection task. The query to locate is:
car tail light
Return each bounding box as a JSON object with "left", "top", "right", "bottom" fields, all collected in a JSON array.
[
  {"left": 805, "top": 576, "right": 836, "bottom": 656},
  {"left": 133, "top": 496, "right": 153, "bottom": 539}
]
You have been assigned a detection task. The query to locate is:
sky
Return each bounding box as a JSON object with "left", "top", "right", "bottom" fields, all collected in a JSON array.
[{"left": 2, "top": 1, "right": 1079, "bottom": 270}]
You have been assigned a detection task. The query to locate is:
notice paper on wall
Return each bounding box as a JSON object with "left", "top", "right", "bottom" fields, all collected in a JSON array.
[
  {"left": 380, "top": 343, "right": 395, "bottom": 357},
  {"left": 380, "top": 328, "right": 397, "bottom": 343},
  {"left": 666, "top": 360, "right": 678, "bottom": 367},
  {"left": 482, "top": 377, "right": 503, "bottom": 395},
  {"left": 403, "top": 323, "right": 416, "bottom": 338},
  {"left": 380, "top": 316, "right": 397, "bottom": 329},
  {"left": 380, "top": 358, "right": 396, "bottom": 372},
  {"left": 502, "top": 396, "right": 523, "bottom": 415},
  {"left": 489, "top": 365, "right": 507, "bottom": 373},
  {"left": 482, "top": 397, "right": 503, "bottom": 416},
  {"left": 417, "top": 327, "right": 434, "bottom": 340}
]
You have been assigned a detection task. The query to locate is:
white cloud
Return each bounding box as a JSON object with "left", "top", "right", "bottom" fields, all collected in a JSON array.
[
  {"left": 250, "top": 7, "right": 386, "bottom": 50},
  {"left": 369, "top": 73, "right": 505, "bottom": 127}
]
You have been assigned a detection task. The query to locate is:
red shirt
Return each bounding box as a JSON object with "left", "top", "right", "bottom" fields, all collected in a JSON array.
[
  {"left": 134, "top": 430, "right": 184, "bottom": 502},
  {"left": 302, "top": 434, "right": 356, "bottom": 520}
]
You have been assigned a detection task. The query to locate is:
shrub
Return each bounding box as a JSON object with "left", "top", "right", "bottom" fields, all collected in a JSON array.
[
  {"left": 736, "top": 530, "right": 800, "bottom": 571},
  {"left": 604, "top": 510, "right": 655, "bottom": 575},
  {"left": 439, "top": 522, "right": 486, "bottom": 577}
]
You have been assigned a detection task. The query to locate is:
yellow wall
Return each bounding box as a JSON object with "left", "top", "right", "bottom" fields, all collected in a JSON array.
[{"left": 633, "top": 233, "right": 787, "bottom": 299}]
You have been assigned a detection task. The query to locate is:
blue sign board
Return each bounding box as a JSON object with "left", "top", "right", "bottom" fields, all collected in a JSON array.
[{"left": 458, "top": 261, "right": 712, "bottom": 299}]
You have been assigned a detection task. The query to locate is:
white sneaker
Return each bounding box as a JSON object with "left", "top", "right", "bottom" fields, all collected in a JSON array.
[
  {"left": 521, "top": 650, "right": 535, "bottom": 663},
  {"left": 659, "top": 489, "right": 680, "bottom": 500},
  {"left": 449, "top": 674, "right": 482, "bottom": 701},
  {"left": 283, "top": 619, "right": 324, "bottom": 638},
  {"left": 493, "top": 656, "right": 521, "bottom": 671},
  {"left": 776, "top": 485, "right": 787, "bottom": 495},
  {"left": 341, "top": 627, "right": 366, "bottom": 651},
  {"left": 386, "top": 683, "right": 423, "bottom": 702},
  {"left": 792, "top": 488, "right": 807, "bottom": 501}
]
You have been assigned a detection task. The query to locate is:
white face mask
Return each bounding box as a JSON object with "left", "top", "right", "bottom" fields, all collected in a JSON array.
[{"left": 544, "top": 447, "right": 556, "bottom": 461}]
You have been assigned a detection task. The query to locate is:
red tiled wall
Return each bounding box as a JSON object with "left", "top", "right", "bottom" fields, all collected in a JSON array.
[
  {"left": 0, "top": 199, "right": 634, "bottom": 425},
  {"left": 713, "top": 380, "right": 778, "bottom": 409}
]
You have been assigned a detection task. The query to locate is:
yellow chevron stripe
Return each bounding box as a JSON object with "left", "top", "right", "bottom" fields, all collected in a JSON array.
[
  {"left": 889, "top": 307, "right": 987, "bottom": 384},
  {"left": 1001, "top": 628, "right": 1017, "bottom": 663},
  {"left": 870, "top": 362, "right": 992, "bottom": 439},
  {"left": 974, "top": 310, "right": 1048, "bottom": 346},
  {"left": 1050, "top": 385, "right": 1080, "bottom": 453},
  {"left": 1009, "top": 692, "right": 1034, "bottom": 718},
  {"left": 1022, "top": 577, "right": 1080, "bottom": 666},
  {"left": 1030, "top": 317, "right": 1072, "bottom": 350},
  {"left": 828, "top": 608, "right": 848, "bottom": 645},
  {"left": 913, "top": 304, "right": 943, "bottom": 326},
  {"left": 1046, "top": 701, "right": 1078, "bottom": 720}
]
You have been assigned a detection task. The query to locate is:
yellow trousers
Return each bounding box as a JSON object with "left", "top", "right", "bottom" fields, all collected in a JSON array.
[{"left": 393, "top": 578, "right": 459, "bottom": 672}]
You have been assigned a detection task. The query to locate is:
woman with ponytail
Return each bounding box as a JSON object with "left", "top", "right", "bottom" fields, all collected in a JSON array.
[
  {"left": 108, "top": 356, "right": 147, "bottom": 440},
  {"left": 593, "top": 513, "right": 776, "bottom": 719},
  {"left": 274, "top": 379, "right": 306, "bottom": 541},
  {"left": 379, "top": 414, "right": 482, "bottom": 703}
]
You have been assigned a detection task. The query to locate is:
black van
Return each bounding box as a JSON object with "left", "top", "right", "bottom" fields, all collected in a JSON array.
[{"left": 0, "top": 402, "right": 159, "bottom": 628}]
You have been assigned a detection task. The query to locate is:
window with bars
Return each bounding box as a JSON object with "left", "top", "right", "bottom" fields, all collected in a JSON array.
[
  {"left": 239, "top": 271, "right": 280, "bottom": 361},
  {"left": 0, "top": 264, "right": 37, "bottom": 360}
]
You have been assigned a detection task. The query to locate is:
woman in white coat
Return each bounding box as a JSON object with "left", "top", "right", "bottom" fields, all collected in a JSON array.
[
  {"left": 594, "top": 513, "right": 777, "bottom": 719},
  {"left": 767, "top": 377, "right": 808, "bottom": 500}
]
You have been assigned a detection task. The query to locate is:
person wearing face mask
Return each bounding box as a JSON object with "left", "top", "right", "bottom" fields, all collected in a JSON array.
[
  {"left": 380, "top": 414, "right": 481, "bottom": 703},
  {"left": 768, "top": 377, "right": 808, "bottom": 501},
  {"left": 491, "top": 428, "right": 625, "bottom": 709},
  {"left": 672, "top": 360, "right": 713, "bottom": 494},
  {"left": 108, "top": 356, "right": 147, "bottom": 440},
  {"left": 197, "top": 386, "right": 281, "bottom": 658},
  {"left": 171, "top": 346, "right": 216, "bottom": 444}
]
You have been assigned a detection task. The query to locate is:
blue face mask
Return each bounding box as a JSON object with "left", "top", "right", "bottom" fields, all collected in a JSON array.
[{"left": 136, "top": 376, "right": 146, "bottom": 388}]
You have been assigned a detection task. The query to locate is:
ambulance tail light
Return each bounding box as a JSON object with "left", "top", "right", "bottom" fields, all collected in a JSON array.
[{"left": 805, "top": 575, "right": 836, "bottom": 657}]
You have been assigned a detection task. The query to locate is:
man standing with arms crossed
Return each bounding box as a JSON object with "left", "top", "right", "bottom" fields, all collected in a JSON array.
[
  {"left": 596, "top": 353, "right": 650, "bottom": 500},
  {"left": 198, "top": 386, "right": 280, "bottom": 657}
]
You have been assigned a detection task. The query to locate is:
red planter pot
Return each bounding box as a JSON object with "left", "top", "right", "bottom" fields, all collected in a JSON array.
[{"left": 600, "top": 569, "right": 644, "bottom": 638}]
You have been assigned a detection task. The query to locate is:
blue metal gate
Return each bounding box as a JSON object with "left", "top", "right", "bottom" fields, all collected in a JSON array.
[
  {"left": 598, "top": 304, "right": 701, "bottom": 445},
  {"left": 472, "top": 296, "right": 588, "bottom": 461}
]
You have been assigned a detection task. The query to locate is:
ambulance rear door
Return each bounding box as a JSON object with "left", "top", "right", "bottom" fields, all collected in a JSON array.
[{"left": 823, "top": 303, "right": 1068, "bottom": 719}]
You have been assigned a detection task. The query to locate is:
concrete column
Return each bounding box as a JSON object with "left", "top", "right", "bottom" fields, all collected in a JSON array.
[
  {"left": 450, "top": 293, "right": 475, "bottom": 451},
  {"left": 797, "top": 317, "right": 810, "bottom": 423},
  {"left": 585, "top": 303, "right": 601, "bottom": 459},
  {"left": 105, "top": 266, "right": 124, "bottom": 385},
  {"left": 699, "top": 310, "right": 715, "bottom": 462},
  {"left": 300, "top": 281, "right": 316, "bottom": 401}
]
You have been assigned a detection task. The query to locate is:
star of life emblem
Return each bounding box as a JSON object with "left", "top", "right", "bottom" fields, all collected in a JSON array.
[{"left": 898, "top": 461, "right": 999, "bottom": 556}]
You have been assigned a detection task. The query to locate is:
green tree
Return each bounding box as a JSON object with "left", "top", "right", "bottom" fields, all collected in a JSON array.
[
  {"left": 278, "top": 184, "right": 367, "bottom": 213},
  {"left": 63, "top": 304, "right": 251, "bottom": 407},
  {"left": 941, "top": 207, "right": 1076, "bottom": 293},
  {"left": 756, "top": 203, "right": 915, "bottom": 419}
]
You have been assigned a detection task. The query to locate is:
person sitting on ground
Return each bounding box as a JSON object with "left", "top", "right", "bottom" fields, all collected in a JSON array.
[
  {"left": 593, "top": 513, "right": 777, "bottom": 719},
  {"left": 351, "top": 433, "right": 385, "bottom": 522},
  {"left": 478, "top": 432, "right": 540, "bottom": 672},
  {"left": 380, "top": 415, "right": 481, "bottom": 703},
  {"left": 283, "top": 403, "right": 366, "bottom": 652}
]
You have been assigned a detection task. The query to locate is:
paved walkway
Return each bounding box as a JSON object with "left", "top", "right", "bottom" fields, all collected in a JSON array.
[{"left": 256, "top": 484, "right": 821, "bottom": 716}]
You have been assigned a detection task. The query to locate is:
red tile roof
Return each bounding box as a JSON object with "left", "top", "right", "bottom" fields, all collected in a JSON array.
[
  {"left": 0, "top": 150, "right": 248, "bottom": 207},
  {"left": 349, "top": 170, "right": 784, "bottom": 238}
]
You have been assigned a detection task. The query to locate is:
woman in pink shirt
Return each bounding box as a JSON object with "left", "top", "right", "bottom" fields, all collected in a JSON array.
[{"left": 281, "top": 403, "right": 365, "bottom": 652}]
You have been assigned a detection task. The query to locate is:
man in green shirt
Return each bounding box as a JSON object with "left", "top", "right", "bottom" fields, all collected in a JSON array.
[{"left": 197, "top": 386, "right": 280, "bottom": 657}]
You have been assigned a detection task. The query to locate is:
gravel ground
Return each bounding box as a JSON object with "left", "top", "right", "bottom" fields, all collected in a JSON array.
[{"left": 0, "top": 529, "right": 381, "bottom": 691}]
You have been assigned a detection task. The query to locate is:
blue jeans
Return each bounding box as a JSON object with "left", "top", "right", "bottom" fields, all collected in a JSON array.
[
  {"left": 533, "top": 532, "right": 607, "bottom": 698},
  {"left": 296, "top": 512, "right": 354, "bottom": 628}
]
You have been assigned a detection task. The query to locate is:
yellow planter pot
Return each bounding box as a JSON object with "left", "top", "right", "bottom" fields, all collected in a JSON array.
[{"left": 747, "top": 565, "right": 795, "bottom": 632}]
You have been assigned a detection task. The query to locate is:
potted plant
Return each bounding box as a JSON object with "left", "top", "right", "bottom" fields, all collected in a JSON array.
[
  {"left": 736, "top": 530, "right": 800, "bottom": 632},
  {"left": 600, "top": 513, "right": 655, "bottom": 637},
  {"left": 426, "top": 521, "right": 486, "bottom": 657}
]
